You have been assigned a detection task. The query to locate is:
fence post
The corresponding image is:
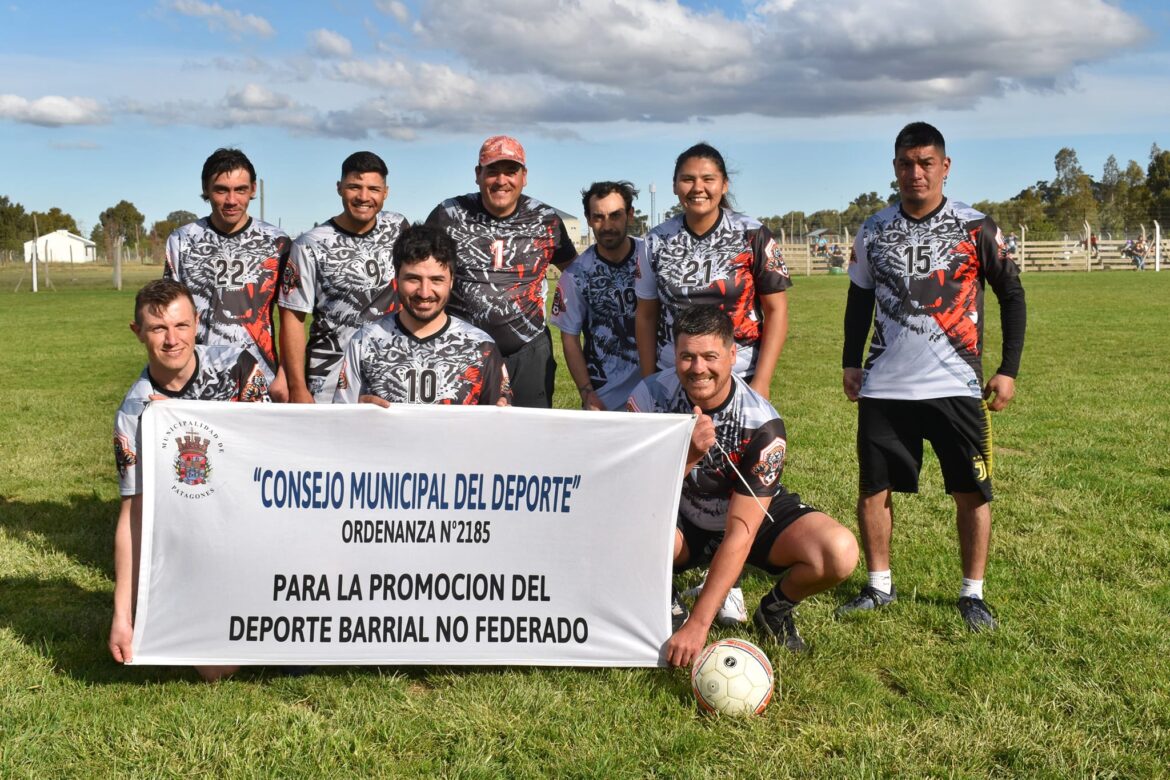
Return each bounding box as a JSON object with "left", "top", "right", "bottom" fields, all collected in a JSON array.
[
  {"left": 1019, "top": 225, "right": 1027, "bottom": 272},
  {"left": 1156, "top": 221, "right": 1162, "bottom": 272}
]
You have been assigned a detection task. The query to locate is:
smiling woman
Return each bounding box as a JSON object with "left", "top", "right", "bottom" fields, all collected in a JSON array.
[{"left": 634, "top": 142, "right": 793, "bottom": 400}]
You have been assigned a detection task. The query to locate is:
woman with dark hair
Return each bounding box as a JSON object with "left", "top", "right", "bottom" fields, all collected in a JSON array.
[{"left": 634, "top": 143, "right": 791, "bottom": 399}]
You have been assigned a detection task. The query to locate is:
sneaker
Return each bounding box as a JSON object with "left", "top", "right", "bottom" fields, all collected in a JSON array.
[
  {"left": 670, "top": 588, "right": 689, "bottom": 632},
  {"left": 957, "top": 596, "right": 998, "bottom": 632},
  {"left": 717, "top": 587, "right": 748, "bottom": 626},
  {"left": 753, "top": 599, "right": 806, "bottom": 653},
  {"left": 835, "top": 585, "right": 897, "bottom": 617}
]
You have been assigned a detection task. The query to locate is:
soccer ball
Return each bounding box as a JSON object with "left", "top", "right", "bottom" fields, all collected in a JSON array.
[{"left": 691, "top": 638, "right": 775, "bottom": 716}]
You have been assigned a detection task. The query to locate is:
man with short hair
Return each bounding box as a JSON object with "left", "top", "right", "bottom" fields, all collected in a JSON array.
[
  {"left": 839, "top": 122, "right": 1026, "bottom": 631},
  {"left": 550, "top": 180, "right": 642, "bottom": 411},
  {"left": 628, "top": 306, "right": 858, "bottom": 665},
  {"left": 279, "top": 151, "right": 408, "bottom": 403},
  {"left": 425, "top": 135, "right": 577, "bottom": 408},
  {"left": 164, "top": 148, "right": 291, "bottom": 399},
  {"left": 334, "top": 224, "right": 511, "bottom": 406},
  {"left": 109, "top": 279, "right": 270, "bottom": 682}
]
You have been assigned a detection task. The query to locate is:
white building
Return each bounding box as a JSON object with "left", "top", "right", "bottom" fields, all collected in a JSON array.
[{"left": 24, "top": 229, "right": 97, "bottom": 263}]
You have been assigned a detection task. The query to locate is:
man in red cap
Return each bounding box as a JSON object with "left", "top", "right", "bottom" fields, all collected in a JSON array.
[{"left": 426, "top": 135, "right": 578, "bottom": 408}]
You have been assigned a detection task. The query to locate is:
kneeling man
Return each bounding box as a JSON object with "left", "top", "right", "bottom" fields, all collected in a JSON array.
[
  {"left": 334, "top": 224, "right": 511, "bottom": 406},
  {"left": 627, "top": 306, "right": 857, "bottom": 665},
  {"left": 110, "top": 279, "right": 270, "bottom": 681}
]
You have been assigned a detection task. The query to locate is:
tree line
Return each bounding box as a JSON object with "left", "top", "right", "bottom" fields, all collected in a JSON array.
[
  {"left": 754, "top": 143, "right": 1170, "bottom": 243},
  {"left": 4, "top": 141, "right": 1169, "bottom": 260}
]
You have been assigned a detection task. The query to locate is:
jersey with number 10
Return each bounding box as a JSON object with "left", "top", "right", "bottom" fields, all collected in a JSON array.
[
  {"left": 334, "top": 314, "right": 511, "bottom": 406},
  {"left": 164, "top": 217, "right": 290, "bottom": 380},
  {"left": 279, "top": 211, "right": 408, "bottom": 402}
]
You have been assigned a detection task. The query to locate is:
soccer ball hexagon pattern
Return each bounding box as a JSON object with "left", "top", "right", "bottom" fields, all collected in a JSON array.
[{"left": 690, "top": 638, "right": 775, "bottom": 716}]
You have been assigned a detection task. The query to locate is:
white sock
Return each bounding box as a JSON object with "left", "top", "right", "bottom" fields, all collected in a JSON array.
[
  {"left": 960, "top": 578, "right": 984, "bottom": 600},
  {"left": 867, "top": 570, "right": 892, "bottom": 594}
]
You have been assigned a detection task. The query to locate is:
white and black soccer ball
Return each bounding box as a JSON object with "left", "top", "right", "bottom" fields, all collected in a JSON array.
[{"left": 691, "top": 638, "right": 774, "bottom": 716}]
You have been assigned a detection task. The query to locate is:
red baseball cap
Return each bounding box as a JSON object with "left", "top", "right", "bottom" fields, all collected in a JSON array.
[{"left": 478, "top": 135, "right": 526, "bottom": 168}]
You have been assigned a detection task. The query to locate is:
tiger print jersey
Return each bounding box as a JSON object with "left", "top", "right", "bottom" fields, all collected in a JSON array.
[
  {"left": 849, "top": 198, "right": 1024, "bottom": 400},
  {"left": 626, "top": 371, "right": 789, "bottom": 532},
  {"left": 425, "top": 193, "right": 577, "bottom": 355},
  {"left": 549, "top": 239, "right": 642, "bottom": 410},
  {"left": 334, "top": 313, "right": 511, "bottom": 406},
  {"left": 164, "top": 217, "right": 291, "bottom": 379},
  {"left": 636, "top": 210, "right": 791, "bottom": 378},
  {"left": 278, "top": 211, "right": 408, "bottom": 402},
  {"left": 113, "top": 344, "right": 270, "bottom": 496}
]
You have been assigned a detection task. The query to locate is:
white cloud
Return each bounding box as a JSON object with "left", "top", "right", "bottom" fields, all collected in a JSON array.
[
  {"left": 225, "top": 83, "right": 293, "bottom": 110},
  {"left": 375, "top": 0, "right": 410, "bottom": 24},
  {"left": 0, "top": 94, "right": 105, "bottom": 126},
  {"left": 168, "top": 0, "right": 275, "bottom": 39},
  {"left": 310, "top": 28, "right": 353, "bottom": 58}
]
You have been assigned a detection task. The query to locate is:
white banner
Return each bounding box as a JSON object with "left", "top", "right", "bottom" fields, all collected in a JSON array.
[{"left": 131, "top": 401, "right": 693, "bottom": 667}]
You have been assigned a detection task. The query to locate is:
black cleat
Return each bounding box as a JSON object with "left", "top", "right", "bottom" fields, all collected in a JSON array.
[
  {"left": 670, "top": 588, "right": 689, "bottom": 632},
  {"left": 957, "top": 596, "right": 998, "bottom": 632},
  {"left": 753, "top": 599, "right": 806, "bottom": 653},
  {"left": 835, "top": 585, "right": 897, "bottom": 617}
]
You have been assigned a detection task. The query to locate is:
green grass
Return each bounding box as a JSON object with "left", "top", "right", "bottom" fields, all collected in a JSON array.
[{"left": 2, "top": 262, "right": 1169, "bottom": 777}]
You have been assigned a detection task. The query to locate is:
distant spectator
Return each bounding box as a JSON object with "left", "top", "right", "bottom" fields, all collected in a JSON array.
[{"left": 1132, "top": 238, "right": 1147, "bottom": 271}]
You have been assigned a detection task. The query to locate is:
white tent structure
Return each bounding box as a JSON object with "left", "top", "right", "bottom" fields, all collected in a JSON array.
[{"left": 24, "top": 229, "right": 97, "bottom": 263}]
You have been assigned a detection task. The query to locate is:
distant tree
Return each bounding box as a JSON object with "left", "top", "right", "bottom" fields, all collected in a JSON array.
[
  {"left": 842, "top": 192, "right": 885, "bottom": 233},
  {"left": 30, "top": 207, "right": 80, "bottom": 236},
  {"left": 1145, "top": 149, "right": 1170, "bottom": 224},
  {"left": 663, "top": 204, "right": 684, "bottom": 221},
  {"left": 0, "top": 195, "right": 33, "bottom": 252},
  {"left": 1054, "top": 147, "right": 1085, "bottom": 199},
  {"left": 630, "top": 208, "right": 649, "bottom": 236},
  {"left": 98, "top": 200, "right": 146, "bottom": 244},
  {"left": 167, "top": 209, "right": 198, "bottom": 225}
]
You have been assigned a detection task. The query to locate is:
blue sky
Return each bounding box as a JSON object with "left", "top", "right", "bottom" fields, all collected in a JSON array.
[{"left": 3, "top": 0, "right": 1168, "bottom": 240}]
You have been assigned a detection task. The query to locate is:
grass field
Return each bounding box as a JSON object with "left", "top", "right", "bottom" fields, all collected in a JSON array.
[{"left": 1, "top": 262, "right": 1168, "bottom": 777}]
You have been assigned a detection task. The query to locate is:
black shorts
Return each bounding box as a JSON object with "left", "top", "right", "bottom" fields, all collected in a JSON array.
[
  {"left": 675, "top": 491, "right": 819, "bottom": 576},
  {"left": 503, "top": 327, "right": 556, "bottom": 409},
  {"left": 857, "top": 396, "right": 993, "bottom": 501}
]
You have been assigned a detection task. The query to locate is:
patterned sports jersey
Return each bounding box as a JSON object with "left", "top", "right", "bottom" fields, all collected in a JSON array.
[
  {"left": 627, "top": 371, "right": 789, "bottom": 532},
  {"left": 425, "top": 193, "right": 577, "bottom": 355},
  {"left": 278, "top": 211, "right": 408, "bottom": 402},
  {"left": 113, "top": 344, "right": 270, "bottom": 496},
  {"left": 334, "top": 313, "right": 511, "bottom": 406},
  {"left": 164, "top": 217, "right": 291, "bottom": 380},
  {"left": 636, "top": 210, "right": 791, "bottom": 378},
  {"left": 549, "top": 239, "right": 642, "bottom": 410},
  {"left": 849, "top": 199, "right": 1023, "bottom": 400}
]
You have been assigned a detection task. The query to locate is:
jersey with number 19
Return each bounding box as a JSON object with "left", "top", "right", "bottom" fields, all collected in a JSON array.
[{"left": 164, "top": 217, "right": 290, "bottom": 380}]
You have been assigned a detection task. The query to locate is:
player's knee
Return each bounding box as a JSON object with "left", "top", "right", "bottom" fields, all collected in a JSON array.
[
  {"left": 823, "top": 527, "right": 860, "bottom": 584},
  {"left": 196, "top": 664, "right": 240, "bottom": 683}
]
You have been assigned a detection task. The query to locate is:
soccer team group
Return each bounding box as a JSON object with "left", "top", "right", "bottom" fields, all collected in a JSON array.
[{"left": 108, "top": 122, "right": 1027, "bottom": 680}]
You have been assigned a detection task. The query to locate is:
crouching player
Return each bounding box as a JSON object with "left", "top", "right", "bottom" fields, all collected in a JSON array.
[
  {"left": 627, "top": 306, "right": 857, "bottom": 664},
  {"left": 109, "top": 279, "right": 270, "bottom": 681}
]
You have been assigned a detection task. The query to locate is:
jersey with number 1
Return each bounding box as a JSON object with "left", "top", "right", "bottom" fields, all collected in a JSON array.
[
  {"left": 549, "top": 239, "right": 642, "bottom": 410},
  {"left": 164, "top": 217, "right": 290, "bottom": 380},
  {"left": 334, "top": 314, "right": 511, "bottom": 406},
  {"left": 279, "top": 211, "right": 408, "bottom": 402},
  {"left": 636, "top": 210, "right": 791, "bottom": 378},
  {"left": 425, "top": 194, "right": 577, "bottom": 355}
]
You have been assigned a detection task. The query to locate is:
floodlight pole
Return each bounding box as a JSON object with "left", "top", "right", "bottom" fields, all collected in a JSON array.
[{"left": 648, "top": 183, "right": 656, "bottom": 233}]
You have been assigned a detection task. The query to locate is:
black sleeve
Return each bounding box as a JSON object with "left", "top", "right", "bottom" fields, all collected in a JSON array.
[
  {"left": 842, "top": 282, "right": 875, "bottom": 369},
  {"left": 552, "top": 219, "right": 578, "bottom": 270},
  {"left": 979, "top": 218, "right": 1026, "bottom": 378}
]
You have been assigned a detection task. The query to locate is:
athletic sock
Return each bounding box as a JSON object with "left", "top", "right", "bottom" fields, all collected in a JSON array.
[
  {"left": 761, "top": 582, "right": 799, "bottom": 612},
  {"left": 867, "top": 570, "right": 893, "bottom": 595},
  {"left": 960, "top": 578, "right": 984, "bottom": 600}
]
